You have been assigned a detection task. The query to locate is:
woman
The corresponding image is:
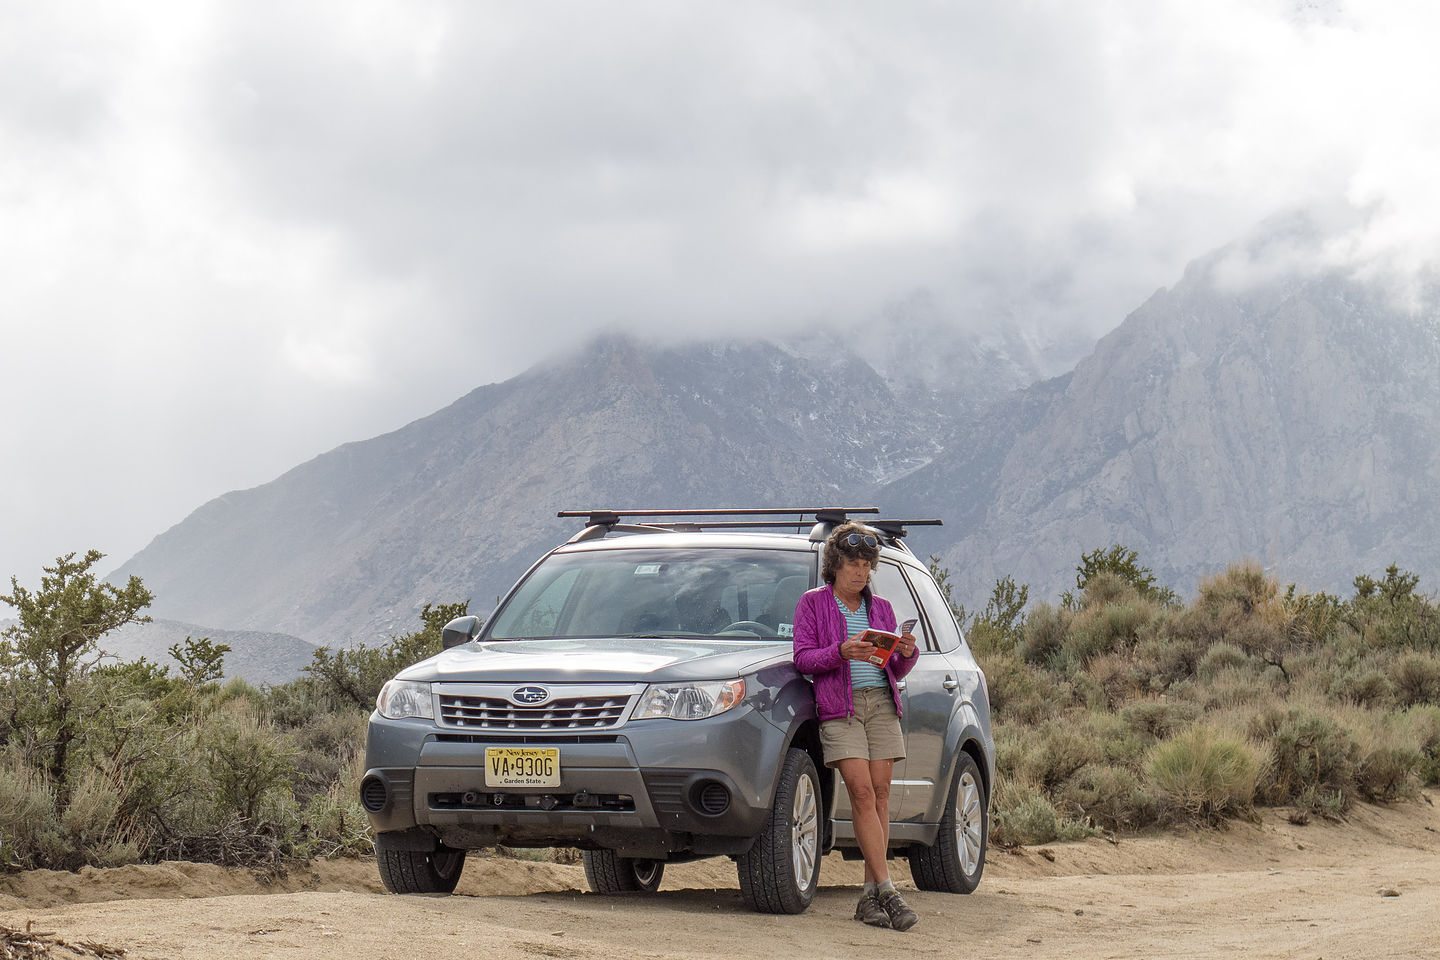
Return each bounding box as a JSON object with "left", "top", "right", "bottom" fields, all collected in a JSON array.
[{"left": 792, "top": 522, "right": 920, "bottom": 932}]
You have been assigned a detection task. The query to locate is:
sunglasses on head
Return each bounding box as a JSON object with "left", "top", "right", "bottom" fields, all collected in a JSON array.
[{"left": 845, "top": 533, "right": 878, "bottom": 548}]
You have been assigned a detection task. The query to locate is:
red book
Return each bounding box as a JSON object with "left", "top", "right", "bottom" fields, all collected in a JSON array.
[{"left": 857, "top": 629, "right": 903, "bottom": 666}]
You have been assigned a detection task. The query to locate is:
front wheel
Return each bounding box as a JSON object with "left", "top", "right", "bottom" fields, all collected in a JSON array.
[
  {"left": 582, "top": 850, "right": 665, "bottom": 894},
  {"left": 909, "top": 750, "right": 987, "bottom": 893},
  {"left": 375, "top": 838, "right": 466, "bottom": 894},
  {"left": 736, "top": 748, "right": 822, "bottom": 914}
]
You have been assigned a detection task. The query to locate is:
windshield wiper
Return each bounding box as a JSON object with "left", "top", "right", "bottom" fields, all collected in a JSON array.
[{"left": 615, "top": 632, "right": 726, "bottom": 639}]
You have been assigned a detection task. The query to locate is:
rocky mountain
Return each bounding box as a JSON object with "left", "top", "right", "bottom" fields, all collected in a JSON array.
[
  {"left": 112, "top": 327, "right": 1043, "bottom": 646},
  {"left": 900, "top": 249, "right": 1440, "bottom": 604},
  {"left": 110, "top": 238, "right": 1440, "bottom": 664},
  {"left": 100, "top": 619, "right": 316, "bottom": 687}
]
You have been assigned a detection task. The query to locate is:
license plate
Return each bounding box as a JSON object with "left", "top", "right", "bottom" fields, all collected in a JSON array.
[{"left": 484, "top": 747, "right": 561, "bottom": 788}]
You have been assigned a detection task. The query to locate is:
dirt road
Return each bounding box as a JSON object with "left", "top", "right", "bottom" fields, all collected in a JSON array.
[{"left": 4, "top": 794, "right": 1437, "bottom": 960}]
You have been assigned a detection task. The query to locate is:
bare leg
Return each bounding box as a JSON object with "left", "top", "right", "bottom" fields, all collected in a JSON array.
[
  {"left": 869, "top": 758, "right": 895, "bottom": 872},
  {"left": 835, "top": 757, "right": 890, "bottom": 886}
]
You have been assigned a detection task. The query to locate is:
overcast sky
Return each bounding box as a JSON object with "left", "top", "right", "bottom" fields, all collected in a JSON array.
[{"left": 3, "top": 0, "right": 1438, "bottom": 590}]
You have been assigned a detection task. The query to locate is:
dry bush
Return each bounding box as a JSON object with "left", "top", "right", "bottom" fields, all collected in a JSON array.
[
  {"left": 1087, "top": 652, "right": 1151, "bottom": 709},
  {"left": 1391, "top": 654, "right": 1440, "bottom": 707},
  {"left": 1017, "top": 603, "right": 1070, "bottom": 668},
  {"left": 1396, "top": 705, "right": 1440, "bottom": 785},
  {"left": 1196, "top": 642, "right": 1252, "bottom": 683},
  {"left": 1145, "top": 725, "right": 1261, "bottom": 825},
  {"left": 1067, "top": 600, "right": 1155, "bottom": 667},
  {"left": 1250, "top": 707, "right": 1361, "bottom": 812},
  {"left": 1003, "top": 718, "right": 1105, "bottom": 790},
  {"left": 1197, "top": 562, "right": 1277, "bottom": 617},
  {"left": 1199, "top": 665, "right": 1284, "bottom": 712},
  {"left": 1058, "top": 763, "right": 1160, "bottom": 832},
  {"left": 980, "top": 649, "right": 1070, "bottom": 725},
  {"left": 990, "top": 775, "right": 1094, "bottom": 847},
  {"left": 1079, "top": 571, "right": 1140, "bottom": 608},
  {"left": 1328, "top": 664, "right": 1395, "bottom": 707},
  {"left": 1122, "top": 700, "right": 1201, "bottom": 742}
]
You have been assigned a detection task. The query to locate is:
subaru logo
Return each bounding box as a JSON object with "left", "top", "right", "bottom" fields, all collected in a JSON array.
[{"left": 511, "top": 685, "right": 550, "bottom": 705}]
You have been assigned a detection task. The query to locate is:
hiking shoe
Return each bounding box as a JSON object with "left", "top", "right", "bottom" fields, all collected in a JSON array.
[
  {"left": 878, "top": 889, "right": 918, "bottom": 931},
  {"left": 854, "top": 892, "right": 890, "bottom": 927}
]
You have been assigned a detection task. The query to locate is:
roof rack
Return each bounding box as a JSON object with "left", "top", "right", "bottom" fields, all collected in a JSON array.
[
  {"left": 557, "top": 507, "right": 941, "bottom": 550},
  {"left": 559, "top": 507, "right": 877, "bottom": 543}
]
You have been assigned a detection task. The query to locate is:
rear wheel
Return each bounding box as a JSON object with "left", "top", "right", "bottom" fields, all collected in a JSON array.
[
  {"left": 909, "top": 751, "right": 987, "bottom": 893},
  {"left": 582, "top": 850, "right": 665, "bottom": 894},
  {"left": 375, "top": 838, "right": 466, "bottom": 894},
  {"left": 737, "top": 748, "right": 822, "bottom": 914}
]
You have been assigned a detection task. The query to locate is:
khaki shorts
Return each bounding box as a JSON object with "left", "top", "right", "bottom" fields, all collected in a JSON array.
[{"left": 819, "top": 686, "right": 906, "bottom": 766}]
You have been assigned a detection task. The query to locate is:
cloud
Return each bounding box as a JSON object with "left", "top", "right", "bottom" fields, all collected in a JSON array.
[{"left": 3, "top": 0, "right": 1440, "bottom": 587}]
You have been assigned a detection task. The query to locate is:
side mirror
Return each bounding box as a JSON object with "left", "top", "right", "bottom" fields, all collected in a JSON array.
[{"left": 441, "top": 615, "right": 483, "bottom": 650}]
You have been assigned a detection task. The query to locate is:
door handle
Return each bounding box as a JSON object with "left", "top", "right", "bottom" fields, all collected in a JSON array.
[
  {"left": 896, "top": 680, "right": 907, "bottom": 692},
  {"left": 942, "top": 677, "right": 959, "bottom": 691}
]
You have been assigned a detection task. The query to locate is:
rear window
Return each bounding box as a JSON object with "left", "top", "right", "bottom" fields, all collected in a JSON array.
[{"left": 484, "top": 548, "right": 815, "bottom": 640}]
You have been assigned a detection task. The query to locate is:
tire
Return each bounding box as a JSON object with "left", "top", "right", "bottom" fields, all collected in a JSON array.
[
  {"left": 909, "top": 750, "right": 987, "bottom": 894},
  {"left": 736, "top": 748, "right": 822, "bottom": 914},
  {"left": 375, "top": 838, "right": 466, "bottom": 894},
  {"left": 582, "top": 850, "right": 665, "bottom": 894}
]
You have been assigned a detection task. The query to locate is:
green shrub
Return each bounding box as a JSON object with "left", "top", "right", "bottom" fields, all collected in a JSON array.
[
  {"left": 1391, "top": 654, "right": 1440, "bottom": 707},
  {"left": 202, "top": 706, "right": 297, "bottom": 821},
  {"left": 1356, "top": 743, "right": 1420, "bottom": 801},
  {"left": 1122, "top": 700, "right": 1201, "bottom": 741},
  {"left": 1068, "top": 545, "right": 1178, "bottom": 607},
  {"left": 1005, "top": 719, "right": 1104, "bottom": 790},
  {"left": 1017, "top": 603, "right": 1070, "bottom": 668},
  {"left": 1145, "top": 726, "right": 1260, "bottom": 825},
  {"left": 1067, "top": 600, "right": 1153, "bottom": 666},
  {"left": 1251, "top": 708, "right": 1361, "bottom": 811},
  {"left": 1399, "top": 705, "right": 1440, "bottom": 785},
  {"left": 1329, "top": 665, "right": 1394, "bottom": 707},
  {"left": 990, "top": 776, "right": 1095, "bottom": 846},
  {"left": 0, "top": 764, "right": 136, "bottom": 871},
  {"left": 1197, "top": 562, "right": 1276, "bottom": 617},
  {"left": 1196, "top": 642, "right": 1251, "bottom": 682},
  {"left": 1140, "top": 607, "right": 1215, "bottom": 686},
  {"left": 980, "top": 649, "right": 1070, "bottom": 725},
  {"left": 0, "top": 762, "right": 57, "bottom": 870},
  {"left": 1279, "top": 585, "right": 1343, "bottom": 647},
  {"left": 1058, "top": 763, "right": 1160, "bottom": 832},
  {"left": 1078, "top": 571, "right": 1139, "bottom": 609},
  {"left": 290, "top": 710, "right": 368, "bottom": 803}
]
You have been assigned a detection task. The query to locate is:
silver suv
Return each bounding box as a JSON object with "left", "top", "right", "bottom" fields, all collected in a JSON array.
[{"left": 361, "top": 508, "right": 993, "bottom": 913}]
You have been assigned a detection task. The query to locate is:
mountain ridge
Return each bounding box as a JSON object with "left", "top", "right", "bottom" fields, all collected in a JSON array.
[{"left": 110, "top": 243, "right": 1440, "bottom": 657}]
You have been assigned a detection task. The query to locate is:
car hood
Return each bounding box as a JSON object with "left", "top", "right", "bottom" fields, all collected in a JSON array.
[{"left": 398, "top": 637, "right": 795, "bottom": 684}]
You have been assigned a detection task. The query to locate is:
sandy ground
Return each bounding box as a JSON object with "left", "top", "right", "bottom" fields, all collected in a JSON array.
[{"left": 3, "top": 794, "right": 1438, "bottom": 960}]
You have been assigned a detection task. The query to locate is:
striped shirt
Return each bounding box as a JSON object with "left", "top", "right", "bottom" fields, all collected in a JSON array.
[{"left": 836, "top": 595, "right": 888, "bottom": 690}]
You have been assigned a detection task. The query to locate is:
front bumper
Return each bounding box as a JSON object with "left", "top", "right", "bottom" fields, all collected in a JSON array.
[{"left": 363, "top": 704, "right": 787, "bottom": 858}]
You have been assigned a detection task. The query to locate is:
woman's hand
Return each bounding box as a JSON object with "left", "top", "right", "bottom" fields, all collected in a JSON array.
[
  {"left": 895, "top": 629, "right": 917, "bottom": 658},
  {"left": 839, "top": 635, "right": 878, "bottom": 661}
]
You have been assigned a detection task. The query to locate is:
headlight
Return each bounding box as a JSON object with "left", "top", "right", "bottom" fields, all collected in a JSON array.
[
  {"left": 633, "top": 679, "right": 746, "bottom": 721},
  {"left": 376, "top": 679, "right": 434, "bottom": 720}
]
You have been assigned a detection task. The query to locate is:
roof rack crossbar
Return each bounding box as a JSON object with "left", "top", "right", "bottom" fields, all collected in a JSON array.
[
  {"left": 557, "top": 508, "right": 941, "bottom": 548},
  {"left": 558, "top": 507, "right": 879, "bottom": 521}
]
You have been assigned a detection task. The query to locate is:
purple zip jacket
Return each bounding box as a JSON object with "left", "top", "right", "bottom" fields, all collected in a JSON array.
[{"left": 791, "top": 584, "right": 919, "bottom": 721}]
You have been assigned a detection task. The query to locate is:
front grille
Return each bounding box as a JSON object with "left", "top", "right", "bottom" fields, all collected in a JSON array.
[{"left": 434, "top": 683, "right": 642, "bottom": 732}]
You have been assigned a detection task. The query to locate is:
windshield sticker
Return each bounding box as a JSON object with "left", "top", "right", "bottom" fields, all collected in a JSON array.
[
  {"left": 633, "top": 563, "right": 663, "bottom": 576},
  {"left": 779, "top": 623, "right": 794, "bottom": 637}
]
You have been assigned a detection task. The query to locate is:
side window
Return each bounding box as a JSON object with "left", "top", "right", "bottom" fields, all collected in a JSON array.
[
  {"left": 906, "top": 567, "right": 963, "bottom": 653},
  {"left": 870, "top": 562, "right": 927, "bottom": 648}
]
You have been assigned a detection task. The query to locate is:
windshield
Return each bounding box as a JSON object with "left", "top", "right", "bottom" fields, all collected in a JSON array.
[{"left": 484, "top": 547, "right": 816, "bottom": 641}]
